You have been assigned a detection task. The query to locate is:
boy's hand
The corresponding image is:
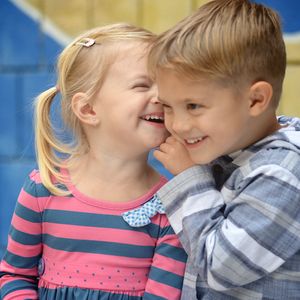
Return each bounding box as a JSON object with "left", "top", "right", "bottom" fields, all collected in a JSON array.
[{"left": 154, "top": 136, "right": 195, "bottom": 175}]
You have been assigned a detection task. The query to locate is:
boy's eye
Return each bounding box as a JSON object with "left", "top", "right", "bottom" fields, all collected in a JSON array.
[
  {"left": 187, "top": 103, "right": 201, "bottom": 110},
  {"left": 162, "top": 103, "right": 171, "bottom": 110}
]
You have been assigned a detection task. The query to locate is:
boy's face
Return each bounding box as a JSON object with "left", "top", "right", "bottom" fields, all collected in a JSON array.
[{"left": 156, "top": 69, "right": 253, "bottom": 164}]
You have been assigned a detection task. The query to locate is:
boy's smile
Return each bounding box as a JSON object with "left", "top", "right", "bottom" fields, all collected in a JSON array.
[
  {"left": 185, "top": 136, "right": 207, "bottom": 146},
  {"left": 156, "top": 69, "right": 254, "bottom": 164}
]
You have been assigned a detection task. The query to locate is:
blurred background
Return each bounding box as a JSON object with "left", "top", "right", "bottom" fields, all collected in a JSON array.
[{"left": 1, "top": 0, "right": 300, "bottom": 257}]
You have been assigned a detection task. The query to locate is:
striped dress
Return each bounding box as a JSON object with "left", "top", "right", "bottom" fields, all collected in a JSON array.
[
  {"left": 157, "top": 116, "right": 300, "bottom": 300},
  {"left": 0, "top": 169, "right": 187, "bottom": 300}
]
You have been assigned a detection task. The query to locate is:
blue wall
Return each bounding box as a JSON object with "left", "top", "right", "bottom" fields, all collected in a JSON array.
[
  {"left": 1, "top": 0, "right": 300, "bottom": 258},
  {"left": 258, "top": 0, "right": 300, "bottom": 33},
  {"left": 0, "top": 0, "right": 62, "bottom": 256}
]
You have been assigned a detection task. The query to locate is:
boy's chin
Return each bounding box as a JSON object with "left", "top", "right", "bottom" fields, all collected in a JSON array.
[{"left": 190, "top": 155, "right": 215, "bottom": 165}]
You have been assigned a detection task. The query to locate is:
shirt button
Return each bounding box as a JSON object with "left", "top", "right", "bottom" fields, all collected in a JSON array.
[{"left": 38, "top": 258, "right": 45, "bottom": 276}]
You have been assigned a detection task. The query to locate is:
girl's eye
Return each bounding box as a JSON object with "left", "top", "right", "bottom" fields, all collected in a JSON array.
[{"left": 133, "top": 83, "right": 150, "bottom": 89}]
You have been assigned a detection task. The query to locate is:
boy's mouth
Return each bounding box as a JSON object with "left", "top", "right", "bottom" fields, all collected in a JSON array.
[
  {"left": 140, "top": 113, "right": 164, "bottom": 124},
  {"left": 185, "top": 136, "right": 206, "bottom": 145}
]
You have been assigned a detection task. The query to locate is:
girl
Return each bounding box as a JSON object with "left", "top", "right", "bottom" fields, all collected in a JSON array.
[{"left": 0, "top": 23, "right": 186, "bottom": 300}]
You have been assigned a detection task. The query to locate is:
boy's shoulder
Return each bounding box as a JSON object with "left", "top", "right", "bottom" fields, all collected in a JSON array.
[
  {"left": 244, "top": 116, "right": 300, "bottom": 169},
  {"left": 248, "top": 146, "right": 300, "bottom": 173},
  {"left": 222, "top": 146, "right": 300, "bottom": 196},
  {"left": 225, "top": 119, "right": 300, "bottom": 185},
  {"left": 238, "top": 148, "right": 299, "bottom": 184}
]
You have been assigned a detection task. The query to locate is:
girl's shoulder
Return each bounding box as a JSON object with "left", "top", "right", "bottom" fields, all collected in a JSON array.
[
  {"left": 23, "top": 169, "right": 52, "bottom": 198},
  {"left": 17, "top": 169, "right": 52, "bottom": 214},
  {"left": 28, "top": 168, "right": 41, "bottom": 182}
]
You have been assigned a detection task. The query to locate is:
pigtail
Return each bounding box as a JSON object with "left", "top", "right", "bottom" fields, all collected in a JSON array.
[{"left": 34, "top": 87, "right": 71, "bottom": 196}]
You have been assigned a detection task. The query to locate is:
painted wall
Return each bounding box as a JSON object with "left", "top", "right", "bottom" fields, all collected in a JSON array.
[
  {"left": 0, "top": 0, "right": 299, "bottom": 257},
  {"left": 0, "top": 0, "right": 64, "bottom": 255}
]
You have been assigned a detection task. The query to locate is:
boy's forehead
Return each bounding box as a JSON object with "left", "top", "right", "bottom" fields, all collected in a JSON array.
[
  {"left": 156, "top": 69, "right": 238, "bottom": 104},
  {"left": 156, "top": 74, "right": 206, "bottom": 104},
  {"left": 156, "top": 69, "right": 210, "bottom": 93},
  {"left": 156, "top": 68, "right": 206, "bottom": 84}
]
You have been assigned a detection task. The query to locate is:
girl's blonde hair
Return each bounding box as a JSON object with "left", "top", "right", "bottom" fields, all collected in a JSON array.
[
  {"left": 35, "top": 23, "right": 154, "bottom": 195},
  {"left": 149, "top": 0, "right": 286, "bottom": 106}
]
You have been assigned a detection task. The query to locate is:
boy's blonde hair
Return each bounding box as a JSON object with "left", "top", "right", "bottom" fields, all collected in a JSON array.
[
  {"left": 35, "top": 23, "right": 154, "bottom": 195},
  {"left": 149, "top": 0, "right": 286, "bottom": 105}
]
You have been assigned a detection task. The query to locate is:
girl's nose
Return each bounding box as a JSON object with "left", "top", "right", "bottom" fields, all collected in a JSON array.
[
  {"left": 150, "top": 97, "right": 160, "bottom": 104},
  {"left": 150, "top": 83, "right": 160, "bottom": 104}
]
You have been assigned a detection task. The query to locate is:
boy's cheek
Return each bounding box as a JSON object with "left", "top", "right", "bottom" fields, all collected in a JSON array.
[
  {"left": 165, "top": 129, "right": 171, "bottom": 138},
  {"left": 164, "top": 120, "right": 173, "bottom": 136}
]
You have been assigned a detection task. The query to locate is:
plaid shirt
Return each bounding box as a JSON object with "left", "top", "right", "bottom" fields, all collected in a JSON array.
[{"left": 157, "top": 116, "right": 300, "bottom": 299}]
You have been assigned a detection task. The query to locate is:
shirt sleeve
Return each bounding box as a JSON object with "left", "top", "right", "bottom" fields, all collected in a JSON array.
[
  {"left": 156, "top": 163, "right": 300, "bottom": 291},
  {"left": 0, "top": 170, "right": 44, "bottom": 300},
  {"left": 143, "top": 215, "right": 187, "bottom": 300}
]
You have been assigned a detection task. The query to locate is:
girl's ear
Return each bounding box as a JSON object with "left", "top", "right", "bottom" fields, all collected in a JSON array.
[
  {"left": 248, "top": 81, "right": 273, "bottom": 116},
  {"left": 71, "top": 92, "right": 100, "bottom": 126}
]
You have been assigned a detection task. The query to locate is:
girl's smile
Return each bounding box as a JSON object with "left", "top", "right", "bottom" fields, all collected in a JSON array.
[{"left": 140, "top": 112, "right": 165, "bottom": 128}]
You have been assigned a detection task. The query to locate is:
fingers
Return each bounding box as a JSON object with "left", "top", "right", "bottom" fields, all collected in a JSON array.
[
  {"left": 159, "top": 136, "right": 180, "bottom": 152},
  {"left": 165, "top": 135, "right": 177, "bottom": 145},
  {"left": 159, "top": 142, "right": 171, "bottom": 153},
  {"left": 153, "top": 149, "right": 164, "bottom": 161},
  {"left": 153, "top": 149, "right": 169, "bottom": 167}
]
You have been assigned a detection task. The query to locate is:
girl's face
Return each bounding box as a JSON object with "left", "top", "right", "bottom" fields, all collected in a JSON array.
[{"left": 92, "top": 42, "right": 168, "bottom": 157}]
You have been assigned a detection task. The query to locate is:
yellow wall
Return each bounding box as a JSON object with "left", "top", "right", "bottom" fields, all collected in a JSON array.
[
  {"left": 26, "top": 0, "right": 300, "bottom": 116},
  {"left": 280, "top": 43, "right": 300, "bottom": 116}
]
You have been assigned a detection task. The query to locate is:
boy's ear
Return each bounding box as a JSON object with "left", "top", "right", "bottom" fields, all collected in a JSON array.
[
  {"left": 248, "top": 81, "right": 273, "bottom": 116},
  {"left": 71, "top": 92, "right": 100, "bottom": 126}
]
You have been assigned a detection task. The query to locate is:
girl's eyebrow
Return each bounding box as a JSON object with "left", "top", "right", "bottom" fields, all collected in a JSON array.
[{"left": 131, "top": 74, "right": 151, "bottom": 81}]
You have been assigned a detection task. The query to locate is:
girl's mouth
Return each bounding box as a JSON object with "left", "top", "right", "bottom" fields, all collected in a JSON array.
[{"left": 140, "top": 113, "right": 164, "bottom": 124}]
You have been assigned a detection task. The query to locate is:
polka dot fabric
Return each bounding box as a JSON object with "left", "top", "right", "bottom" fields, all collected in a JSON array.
[{"left": 122, "top": 195, "right": 165, "bottom": 227}]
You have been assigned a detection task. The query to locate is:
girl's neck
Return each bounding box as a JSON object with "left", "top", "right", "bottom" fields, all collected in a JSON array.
[{"left": 67, "top": 151, "right": 161, "bottom": 202}]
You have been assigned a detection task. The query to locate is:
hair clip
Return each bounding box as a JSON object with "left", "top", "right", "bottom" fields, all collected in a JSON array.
[{"left": 75, "top": 38, "right": 96, "bottom": 48}]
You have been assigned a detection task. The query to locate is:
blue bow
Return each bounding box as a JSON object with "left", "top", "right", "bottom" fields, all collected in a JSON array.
[{"left": 122, "top": 194, "right": 165, "bottom": 227}]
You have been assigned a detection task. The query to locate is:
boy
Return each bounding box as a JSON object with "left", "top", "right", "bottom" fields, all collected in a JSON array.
[{"left": 149, "top": 0, "right": 300, "bottom": 299}]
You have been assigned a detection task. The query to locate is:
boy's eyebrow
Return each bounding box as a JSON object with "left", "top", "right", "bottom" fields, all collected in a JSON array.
[{"left": 158, "top": 96, "right": 204, "bottom": 103}]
